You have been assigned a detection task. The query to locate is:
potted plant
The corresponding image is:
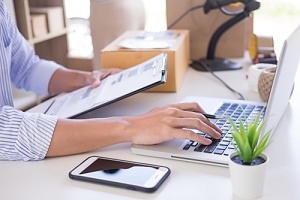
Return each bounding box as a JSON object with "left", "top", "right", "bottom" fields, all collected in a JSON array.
[{"left": 227, "top": 112, "right": 272, "bottom": 199}]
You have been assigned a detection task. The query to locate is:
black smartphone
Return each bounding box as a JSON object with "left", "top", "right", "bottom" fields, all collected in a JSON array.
[{"left": 69, "top": 156, "right": 171, "bottom": 193}]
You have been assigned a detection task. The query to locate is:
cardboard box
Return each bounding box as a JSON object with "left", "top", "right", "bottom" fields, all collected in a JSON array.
[
  {"left": 101, "top": 30, "right": 190, "bottom": 92},
  {"left": 90, "top": 0, "right": 145, "bottom": 69},
  {"left": 166, "top": 0, "right": 253, "bottom": 59},
  {"left": 30, "top": 7, "right": 64, "bottom": 33},
  {"left": 30, "top": 14, "right": 48, "bottom": 37},
  {"left": 67, "top": 53, "right": 93, "bottom": 72}
]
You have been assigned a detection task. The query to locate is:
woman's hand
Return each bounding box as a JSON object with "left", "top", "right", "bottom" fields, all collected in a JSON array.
[
  {"left": 124, "top": 102, "right": 222, "bottom": 145},
  {"left": 49, "top": 68, "right": 122, "bottom": 94},
  {"left": 88, "top": 68, "right": 122, "bottom": 88}
]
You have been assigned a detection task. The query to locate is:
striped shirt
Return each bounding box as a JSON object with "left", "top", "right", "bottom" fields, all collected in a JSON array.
[{"left": 0, "top": 1, "right": 61, "bottom": 161}]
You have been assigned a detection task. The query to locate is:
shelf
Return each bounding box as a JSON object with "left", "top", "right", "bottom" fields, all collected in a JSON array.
[
  {"left": 13, "top": 0, "right": 69, "bottom": 67},
  {"left": 30, "top": 28, "right": 68, "bottom": 44}
]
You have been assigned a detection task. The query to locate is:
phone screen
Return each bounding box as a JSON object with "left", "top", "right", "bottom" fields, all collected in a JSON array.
[
  {"left": 80, "top": 158, "right": 160, "bottom": 186},
  {"left": 69, "top": 156, "right": 170, "bottom": 192}
]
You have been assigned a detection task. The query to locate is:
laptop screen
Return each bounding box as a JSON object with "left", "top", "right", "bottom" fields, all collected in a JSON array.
[{"left": 263, "top": 25, "right": 300, "bottom": 138}]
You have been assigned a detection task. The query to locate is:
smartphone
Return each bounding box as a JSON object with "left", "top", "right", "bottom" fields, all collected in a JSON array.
[{"left": 69, "top": 156, "right": 171, "bottom": 193}]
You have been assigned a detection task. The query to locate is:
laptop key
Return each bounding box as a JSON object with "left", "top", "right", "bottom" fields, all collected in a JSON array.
[
  {"left": 216, "top": 145, "right": 226, "bottom": 150},
  {"left": 205, "top": 135, "right": 212, "bottom": 139},
  {"left": 219, "top": 141, "right": 230, "bottom": 146},
  {"left": 214, "top": 149, "right": 225, "bottom": 155},
  {"left": 223, "top": 148, "right": 236, "bottom": 156},
  {"left": 183, "top": 141, "right": 193, "bottom": 150},
  {"left": 194, "top": 144, "right": 206, "bottom": 152},
  {"left": 222, "top": 138, "right": 231, "bottom": 142},
  {"left": 208, "top": 139, "right": 220, "bottom": 148},
  {"left": 191, "top": 141, "right": 198, "bottom": 147},
  {"left": 204, "top": 145, "right": 216, "bottom": 153}
]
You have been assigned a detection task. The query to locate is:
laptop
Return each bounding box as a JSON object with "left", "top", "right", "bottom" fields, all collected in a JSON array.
[
  {"left": 131, "top": 25, "right": 300, "bottom": 167},
  {"left": 44, "top": 53, "right": 167, "bottom": 119}
]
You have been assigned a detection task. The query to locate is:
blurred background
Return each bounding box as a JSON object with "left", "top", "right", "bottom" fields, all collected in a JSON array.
[
  {"left": 10, "top": 0, "right": 300, "bottom": 110},
  {"left": 65, "top": 0, "right": 300, "bottom": 56}
]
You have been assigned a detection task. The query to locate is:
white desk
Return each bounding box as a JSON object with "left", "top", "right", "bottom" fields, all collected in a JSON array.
[{"left": 1, "top": 58, "right": 300, "bottom": 200}]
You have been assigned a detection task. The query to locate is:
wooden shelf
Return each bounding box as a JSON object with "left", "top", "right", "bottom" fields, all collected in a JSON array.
[{"left": 30, "top": 28, "right": 68, "bottom": 44}]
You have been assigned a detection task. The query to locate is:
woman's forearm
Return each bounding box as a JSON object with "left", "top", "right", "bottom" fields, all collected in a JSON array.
[
  {"left": 48, "top": 68, "right": 90, "bottom": 95},
  {"left": 46, "top": 117, "right": 132, "bottom": 157}
]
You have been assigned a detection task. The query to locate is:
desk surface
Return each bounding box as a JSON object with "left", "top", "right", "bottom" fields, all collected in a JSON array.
[{"left": 1, "top": 58, "right": 300, "bottom": 200}]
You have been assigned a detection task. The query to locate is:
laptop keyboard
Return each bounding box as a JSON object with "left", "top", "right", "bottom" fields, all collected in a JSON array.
[{"left": 182, "top": 102, "right": 266, "bottom": 156}]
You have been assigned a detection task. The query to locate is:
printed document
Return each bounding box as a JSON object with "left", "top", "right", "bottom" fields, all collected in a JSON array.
[{"left": 45, "top": 53, "right": 167, "bottom": 118}]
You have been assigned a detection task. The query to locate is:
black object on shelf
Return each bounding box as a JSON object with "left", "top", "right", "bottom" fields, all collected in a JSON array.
[{"left": 191, "top": 0, "right": 261, "bottom": 72}]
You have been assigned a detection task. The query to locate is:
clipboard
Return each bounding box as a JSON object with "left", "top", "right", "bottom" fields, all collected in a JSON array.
[{"left": 44, "top": 53, "right": 168, "bottom": 119}]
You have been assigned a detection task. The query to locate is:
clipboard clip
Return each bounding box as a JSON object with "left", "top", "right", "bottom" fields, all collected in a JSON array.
[{"left": 152, "top": 55, "right": 166, "bottom": 76}]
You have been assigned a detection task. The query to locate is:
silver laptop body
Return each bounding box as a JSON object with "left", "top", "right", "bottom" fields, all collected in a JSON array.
[{"left": 131, "top": 25, "right": 300, "bottom": 167}]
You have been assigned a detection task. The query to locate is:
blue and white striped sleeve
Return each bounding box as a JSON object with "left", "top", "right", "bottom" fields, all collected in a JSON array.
[
  {"left": 0, "top": 106, "right": 58, "bottom": 161},
  {"left": 0, "top": 0, "right": 63, "bottom": 95},
  {"left": 0, "top": 0, "right": 60, "bottom": 161},
  {"left": 13, "top": 59, "right": 63, "bottom": 95}
]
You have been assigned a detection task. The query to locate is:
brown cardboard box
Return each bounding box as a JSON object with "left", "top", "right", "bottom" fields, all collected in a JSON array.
[
  {"left": 101, "top": 30, "right": 190, "bottom": 92},
  {"left": 90, "top": 0, "right": 145, "bottom": 69},
  {"left": 166, "top": 0, "right": 253, "bottom": 60},
  {"left": 30, "top": 7, "right": 64, "bottom": 33},
  {"left": 30, "top": 14, "right": 48, "bottom": 37},
  {"left": 67, "top": 55, "right": 93, "bottom": 72}
]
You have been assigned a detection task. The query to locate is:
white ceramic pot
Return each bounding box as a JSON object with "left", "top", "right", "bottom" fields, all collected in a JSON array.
[{"left": 229, "top": 152, "right": 269, "bottom": 199}]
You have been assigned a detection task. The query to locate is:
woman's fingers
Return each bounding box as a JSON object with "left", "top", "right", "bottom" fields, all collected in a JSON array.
[
  {"left": 89, "top": 68, "right": 123, "bottom": 88},
  {"left": 150, "top": 104, "right": 222, "bottom": 137},
  {"left": 149, "top": 102, "right": 206, "bottom": 114},
  {"left": 173, "top": 128, "right": 213, "bottom": 145},
  {"left": 99, "top": 68, "right": 122, "bottom": 80},
  {"left": 169, "top": 117, "right": 221, "bottom": 140}
]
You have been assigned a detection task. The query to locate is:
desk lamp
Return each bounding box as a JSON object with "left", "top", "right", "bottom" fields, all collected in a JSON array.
[{"left": 190, "top": 0, "right": 261, "bottom": 71}]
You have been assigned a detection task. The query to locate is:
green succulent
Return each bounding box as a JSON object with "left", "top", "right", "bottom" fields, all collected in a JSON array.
[{"left": 228, "top": 112, "right": 272, "bottom": 165}]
